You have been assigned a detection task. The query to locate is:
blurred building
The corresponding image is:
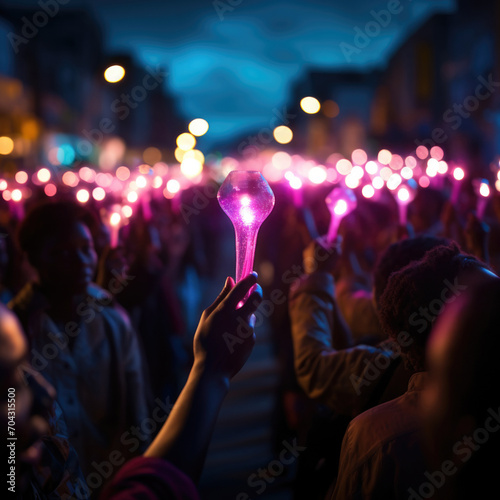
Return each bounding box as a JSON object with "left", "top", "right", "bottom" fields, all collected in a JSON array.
[
  {"left": 288, "top": 69, "right": 381, "bottom": 160},
  {"left": 0, "top": 5, "right": 184, "bottom": 173},
  {"left": 371, "top": 0, "right": 500, "bottom": 175}
]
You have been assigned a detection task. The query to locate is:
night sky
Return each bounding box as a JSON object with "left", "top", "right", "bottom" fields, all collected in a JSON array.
[{"left": 5, "top": 0, "right": 455, "bottom": 149}]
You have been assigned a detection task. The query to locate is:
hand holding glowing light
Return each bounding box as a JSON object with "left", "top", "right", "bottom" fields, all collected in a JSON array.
[
  {"left": 325, "top": 187, "right": 357, "bottom": 243},
  {"left": 218, "top": 171, "right": 275, "bottom": 282}
]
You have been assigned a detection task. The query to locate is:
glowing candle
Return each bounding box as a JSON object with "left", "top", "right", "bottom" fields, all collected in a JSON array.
[
  {"left": 325, "top": 187, "right": 357, "bottom": 243},
  {"left": 218, "top": 170, "right": 275, "bottom": 282}
]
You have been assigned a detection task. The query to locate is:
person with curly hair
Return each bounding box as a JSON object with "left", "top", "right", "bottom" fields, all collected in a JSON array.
[{"left": 331, "top": 243, "right": 497, "bottom": 499}]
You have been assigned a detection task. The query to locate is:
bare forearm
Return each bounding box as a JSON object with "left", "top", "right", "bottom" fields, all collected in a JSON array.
[{"left": 144, "top": 361, "right": 229, "bottom": 482}]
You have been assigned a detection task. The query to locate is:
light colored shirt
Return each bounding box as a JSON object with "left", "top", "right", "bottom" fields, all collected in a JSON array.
[
  {"left": 331, "top": 372, "right": 428, "bottom": 500},
  {"left": 289, "top": 272, "right": 411, "bottom": 417},
  {"left": 10, "top": 283, "right": 150, "bottom": 480}
]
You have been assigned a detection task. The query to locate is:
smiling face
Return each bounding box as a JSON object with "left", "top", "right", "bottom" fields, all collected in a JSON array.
[{"left": 36, "top": 221, "right": 98, "bottom": 296}]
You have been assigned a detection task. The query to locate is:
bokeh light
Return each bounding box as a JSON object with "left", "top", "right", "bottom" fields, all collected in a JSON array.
[
  {"left": 176, "top": 133, "right": 196, "bottom": 151},
  {"left": 104, "top": 65, "right": 125, "bottom": 83},
  {"left": 188, "top": 118, "right": 209, "bottom": 136},
  {"left": 300, "top": 96, "right": 321, "bottom": 114},
  {"left": 273, "top": 126, "right": 293, "bottom": 144},
  {"left": 0, "top": 136, "right": 14, "bottom": 155}
]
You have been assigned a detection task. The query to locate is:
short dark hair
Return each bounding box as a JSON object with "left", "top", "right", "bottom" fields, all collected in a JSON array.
[
  {"left": 378, "top": 242, "right": 487, "bottom": 372},
  {"left": 373, "top": 236, "right": 450, "bottom": 307},
  {"left": 17, "top": 200, "right": 99, "bottom": 266}
]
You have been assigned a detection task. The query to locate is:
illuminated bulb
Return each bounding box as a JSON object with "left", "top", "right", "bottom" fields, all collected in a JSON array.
[
  {"left": 378, "top": 149, "right": 392, "bottom": 165},
  {"left": 365, "top": 161, "right": 378, "bottom": 175},
  {"left": 352, "top": 149, "right": 368, "bottom": 165},
  {"left": 188, "top": 118, "right": 209, "bottom": 136},
  {"left": 325, "top": 187, "right": 357, "bottom": 242},
  {"left": 153, "top": 176, "right": 163, "bottom": 189},
  {"left": 454, "top": 167, "right": 465, "bottom": 181},
  {"left": 15, "top": 171, "right": 28, "bottom": 184},
  {"left": 289, "top": 177, "right": 302, "bottom": 190},
  {"left": 166, "top": 179, "right": 181, "bottom": 194},
  {"left": 76, "top": 189, "right": 89, "bottom": 203},
  {"left": 176, "top": 133, "right": 196, "bottom": 151},
  {"left": 479, "top": 183, "right": 490, "bottom": 197},
  {"left": 116, "top": 166, "right": 130, "bottom": 181},
  {"left": 387, "top": 173, "right": 402, "bottom": 191},
  {"left": 218, "top": 171, "right": 275, "bottom": 282},
  {"left": 273, "top": 126, "right": 293, "bottom": 144},
  {"left": 37, "top": 168, "right": 51, "bottom": 183},
  {"left": 136, "top": 175, "right": 147, "bottom": 188},
  {"left": 11, "top": 189, "right": 22, "bottom": 202},
  {"left": 401, "top": 166, "right": 413, "bottom": 179},
  {"left": 110, "top": 212, "right": 121, "bottom": 226},
  {"left": 300, "top": 96, "right": 321, "bottom": 114},
  {"left": 345, "top": 173, "right": 360, "bottom": 189},
  {"left": 430, "top": 146, "right": 444, "bottom": 161},
  {"left": 372, "top": 176, "right": 384, "bottom": 189},
  {"left": 104, "top": 65, "right": 125, "bottom": 83},
  {"left": 127, "top": 191, "right": 138, "bottom": 203},
  {"left": 416, "top": 146, "right": 429, "bottom": 160},
  {"left": 336, "top": 159, "right": 353, "bottom": 175},
  {"left": 397, "top": 187, "right": 410, "bottom": 202},
  {"left": 44, "top": 183, "right": 57, "bottom": 197},
  {"left": 181, "top": 157, "right": 203, "bottom": 178},
  {"left": 308, "top": 165, "right": 327, "bottom": 184},
  {"left": 92, "top": 187, "right": 106, "bottom": 201},
  {"left": 362, "top": 184, "right": 375, "bottom": 199},
  {"left": 62, "top": 171, "right": 79, "bottom": 187}
]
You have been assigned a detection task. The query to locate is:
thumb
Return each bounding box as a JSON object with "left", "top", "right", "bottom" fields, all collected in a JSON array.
[{"left": 204, "top": 277, "right": 234, "bottom": 316}]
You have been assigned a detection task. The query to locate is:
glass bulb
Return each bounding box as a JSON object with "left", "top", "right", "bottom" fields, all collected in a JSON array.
[{"left": 218, "top": 171, "right": 275, "bottom": 282}]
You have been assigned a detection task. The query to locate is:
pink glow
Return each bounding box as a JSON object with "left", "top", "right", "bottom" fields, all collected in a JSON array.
[
  {"left": 76, "top": 189, "right": 89, "bottom": 203},
  {"left": 430, "top": 146, "right": 444, "bottom": 161},
  {"left": 62, "top": 171, "right": 79, "bottom": 187},
  {"left": 44, "top": 183, "right": 57, "bottom": 197},
  {"left": 362, "top": 184, "right": 375, "bottom": 199},
  {"left": 416, "top": 146, "right": 429, "bottom": 160},
  {"left": 453, "top": 167, "right": 465, "bottom": 181},
  {"left": 351, "top": 149, "right": 367, "bottom": 165},
  {"left": 15, "top": 171, "right": 28, "bottom": 184},
  {"left": 218, "top": 171, "right": 275, "bottom": 282},
  {"left": 92, "top": 187, "right": 106, "bottom": 201},
  {"left": 325, "top": 187, "right": 357, "bottom": 243}
]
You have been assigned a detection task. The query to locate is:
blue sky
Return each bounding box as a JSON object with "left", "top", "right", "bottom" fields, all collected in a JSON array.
[{"left": 3, "top": 0, "right": 455, "bottom": 150}]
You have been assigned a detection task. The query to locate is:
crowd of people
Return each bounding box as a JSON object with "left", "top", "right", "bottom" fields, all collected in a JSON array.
[{"left": 1, "top": 176, "right": 500, "bottom": 499}]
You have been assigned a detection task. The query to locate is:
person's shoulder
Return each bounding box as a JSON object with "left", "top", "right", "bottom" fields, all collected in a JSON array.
[{"left": 88, "top": 283, "right": 134, "bottom": 331}]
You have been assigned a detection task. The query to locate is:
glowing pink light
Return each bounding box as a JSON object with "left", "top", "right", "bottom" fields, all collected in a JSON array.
[
  {"left": 389, "top": 154, "right": 404, "bottom": 170},
  {"left": 437, "top": 161, "right": 448, "bottom": 174},
  {"left": 79, "top": 167, "right": 96, "bottom": 183},
  {"left": 62, "top": 171, "right": 79, "bottom": 187},
  {"left": 0, "top": 179, "right": 7, "bottom": 191},
  {"left": 351, "top": 149, "right": 367, "bottom": 165},
  {"left": 351, "top": 166, "right": 364, "bottom": 179},
  {"left": 345, "top": 173, "right": 360, "bottom": 189},
  {"left": 127, "top": 191, "right": 138, "bottom": 203},
  {"left": 92, "top": 187, "right": 106, "bottom": 201},
  {"left": 96, "top": 172, "right": 113, "bottom": 188},
  {"left": 419, "top": 176, "right": 430, "bottom": 188},
  {"left": 372, "top": 176, "right": 384, "bottom": 189},
  {"left": 365, "top": 161, "right": 378, "bottom": 175},
  {"left": 378, "top": 149, "right": 392, "bottom": 165},
  {"left": 11, "top": 189, "right": 22, "bottom": 202},
  {"left": 405, "top": 156, "right": 417, "bottom": 168},
  {"left": 136, "top": 175, "right": 147, "bottom": 188},
  {"left": 76, "top": 189, "right": 89, "bottom": 203},
  {"left": 166, "top": 179, "right": 180, "bottom": 194},
  {"left": 362, "top": 184, "right": 375, "bottom": 199},
  {"left": 416, "top": 146, "right": 429, "bottom": 160},
  {"left": 2, "top": 190, "right": 11, "bottom": 201},
  {"left": 44, "top": 183, "right": 57, "bottom": 197},
  {"left": 37, "top": 168, "right": 51, "bottom": 183},
  {"left": 289, "top": 177, "right": 302, "bottom": 190},
  {"left": 430, "top": 146, "right": 444, "bottom": 161},
  {"left": 218, "top": 171, "right": 275, "bottom": 282},
  {"left": 395, "top": 181, "right": 417, "bottom": 224},
  {"left": 116, "top": 166, "right": 130, "bottom": 181},
  {"left": 109, "top": 212, "right": 122, "bottom": 248},
  {"left": 401, "top": 166, "right": 413, "bottom": 179},
  {"left": 15, "top": 171, "right": 28, "bottom": 184},
  {"left": 325, "top": 187, "right": 357, "bottom": 243},
  {"left": 308, "top": 165, "right": 327, "bottom": 184},
  {"left": 387, "top": 173, "right": 402, "bottom": 191},
  {"left": 122, "top": 205, "right": 133, "bottom": 218},
  {"left": 153, "top": 176, "right": 163, "bottom": 189},
  {"left": 336, "top": 159, "right": 353, "bottom": 175}
]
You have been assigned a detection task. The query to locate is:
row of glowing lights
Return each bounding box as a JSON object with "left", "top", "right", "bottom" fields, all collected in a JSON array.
[{"left": 1, "top": 144, "right": 496, "bottom": 206}]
